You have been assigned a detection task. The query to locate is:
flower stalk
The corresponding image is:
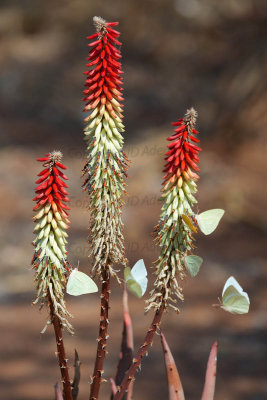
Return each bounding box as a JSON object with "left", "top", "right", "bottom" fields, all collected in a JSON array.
[
  {"left": 82, "top": 16, "right": 129, "bottom": 400},
  {"left": 114, "top": 108, "right": 201, "bottom": 399},
  {"left": 90, "top": 269, "right": 110, "bottom": 400},
  {"left": 82, "top": 16, "right": 129, "bottom": 280},
  {"left": 146, "top": 107, "right": 201, "bottom": 312},
  {"left": 32, "top": 151, "right": 73, "bottom": 399},
  {"left": 51, "top": 304, "right": 73, "bottom": 400}
]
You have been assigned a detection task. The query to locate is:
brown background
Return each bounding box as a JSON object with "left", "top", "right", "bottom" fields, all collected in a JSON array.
[{"left": 0, "top": 0, "right": 267, "bottom": 399}]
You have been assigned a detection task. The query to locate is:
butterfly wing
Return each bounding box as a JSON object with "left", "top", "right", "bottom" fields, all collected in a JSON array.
[
  {"left": 136, "top": 277, "right": 148, "bottom": 296},
  {"left": 222, "top": 281, "right": 250, "bottom": 314},
  {"left": 124, "top": 266, "right": 143, "bottom": 298},
  {"left": 67, "top": 270, "right": 98, "bottom": 296},
  {"left": 196, "top": 209, "right": 224, "bottom": 235},
  {"left": 131, "top": 259, "right": 148, "bottom": 296},
  {"left": 126, "top": 278, "right": 143, "bottom": 298},
  {"left": 131, "top": 259, "right": 147, "bottom": 279},
  {"left": 184, "top": 255, "right": 203, "bottom": 277},
  {"left": 223, "top": 276, "right": 242, "bottom": 296}
]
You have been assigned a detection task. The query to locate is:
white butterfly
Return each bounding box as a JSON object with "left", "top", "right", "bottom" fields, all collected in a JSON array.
[
  {"left": 196, "top": 209, "right": 224, "bottom": 235},
  {"left": 220, "top": 276, "right": 250, "bottom": 314},
  {"left": 124, "top": 259, "right": 148, "bottom": 298},
  {"left": 184, "top": 255, "right": 203, "bottom": 277},
  {"left": 67, "top": 268, "right": 98, "bottom": 296}
]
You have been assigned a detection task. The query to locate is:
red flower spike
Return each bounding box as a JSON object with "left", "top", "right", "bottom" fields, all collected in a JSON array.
[
  {"left": 163, "top": 108, "right": 201, "bottom": 186},
  {"left": 33, "top": 151, "right": 70, "bottom": 215},
  {"left": 83, "top": 16, "right": 124, "bottom": 121},
  {"left": 146, "top": 110, "right": 203, "bottom": 314},
  {"left": 32, "top": 150, "right": 74, "bottom": 339}
]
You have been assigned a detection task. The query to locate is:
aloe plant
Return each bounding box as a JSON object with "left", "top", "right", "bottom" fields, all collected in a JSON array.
[
  {"left": 32, "top": 151, "right": 73, "bottom": 400},
  {"left": 82, "top": 16, "right": 129, "bottom": 400},
  {"left": 27, "top": 15, "right": 241, "bottom": 400},
  {"left": 146, "top": 108, "right": 201, "bottom": 313}
]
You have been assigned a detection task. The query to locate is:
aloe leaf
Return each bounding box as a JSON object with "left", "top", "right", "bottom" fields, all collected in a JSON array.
[
  {"left": 112, "top": 285, "right": 134, "bottom": 399},
  {"left": 72, "top": 349, "right": 81, "bottom": 400},
  {"left": 54, "top": 383, "right": 63, "bottom": 400},
  {"left": 160, "top": 332, "right": 185, "bottom": 400},
  {"left": 201, "top": 341, "right": 218, "bottom": 400}
]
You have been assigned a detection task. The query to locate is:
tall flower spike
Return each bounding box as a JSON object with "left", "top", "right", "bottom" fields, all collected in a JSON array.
[
  {"left": 146, "top": 108, "right": 201, "bottom": 312},
  {"left": 82, "top": 16, "right": 129, "bottom": 279},
  {"left": 32, "top": 151, "right": 73, "bottom": 334}
]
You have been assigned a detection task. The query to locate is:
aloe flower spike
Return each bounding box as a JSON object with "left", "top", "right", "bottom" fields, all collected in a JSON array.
[
  {"left": 82, "top": 16, "right": 130, "bottom": 281},
  {"left": 32, "top": 150, "right": 73, "bottom": 334},
  {"left": 146, "top": 108, "right": 201, "bottom": 313},
  {"left": 82, "top": 17, "right": 130, "bottom": 400}
]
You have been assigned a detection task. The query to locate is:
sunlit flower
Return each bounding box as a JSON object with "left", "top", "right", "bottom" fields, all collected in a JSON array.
[
  {"left": 82, "top": 17, "right": 129, "bottom": 279},
  {"left": 32, "top": 151, "right": 73, "bottom": 333},
  {"left": 146, "top": 108, "right": 201, "bottom": 312}
]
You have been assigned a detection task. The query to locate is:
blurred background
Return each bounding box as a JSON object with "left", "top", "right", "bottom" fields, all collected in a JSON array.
[{"left": 0, "top": 0, "right": 267, "bottom": 399}]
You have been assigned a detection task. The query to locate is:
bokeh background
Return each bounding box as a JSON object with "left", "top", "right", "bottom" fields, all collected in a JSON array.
[{"left": 1, "top": 0, "right": 267, "bottom": 399}]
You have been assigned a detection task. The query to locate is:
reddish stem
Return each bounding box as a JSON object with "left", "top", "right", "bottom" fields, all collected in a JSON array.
[
  {"left": 50, "top": 303, "right": 73, "bottom": 400},
  {"left": 89, "top": 269, "right": 110, "bottom": 400},
  {"left": 113, "top": 303, "right": 165, "bottom": 400}
]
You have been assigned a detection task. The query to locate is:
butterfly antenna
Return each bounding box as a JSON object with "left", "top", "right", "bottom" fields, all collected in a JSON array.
[{"left": 212, "top": 297, "right": 222, "bottom": 308}]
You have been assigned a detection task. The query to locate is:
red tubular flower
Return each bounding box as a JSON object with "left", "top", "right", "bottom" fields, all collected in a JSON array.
[
  {"left": 146, "top": 108, "right": 201, "bottom": 313},
  {"left": 83, "top": 16, "right": 124, "bottom": 119},
  {"left": 163, "top": 108, "right": 201, "bottom": 190},
  {"left": 82, "top": 16, "right": 128, "bottom": 279},
  {"left": 32, "top": 150, "right": 72, "bottom": 333},
  {"left": 82, "top": 17, "right": 128, "bottom": 399},
  {"left": 33, "top": 153, "right": 70, "bottom": 216},
  {"left": 32, "top": 151, "right": 73, "bottom": 399}
]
